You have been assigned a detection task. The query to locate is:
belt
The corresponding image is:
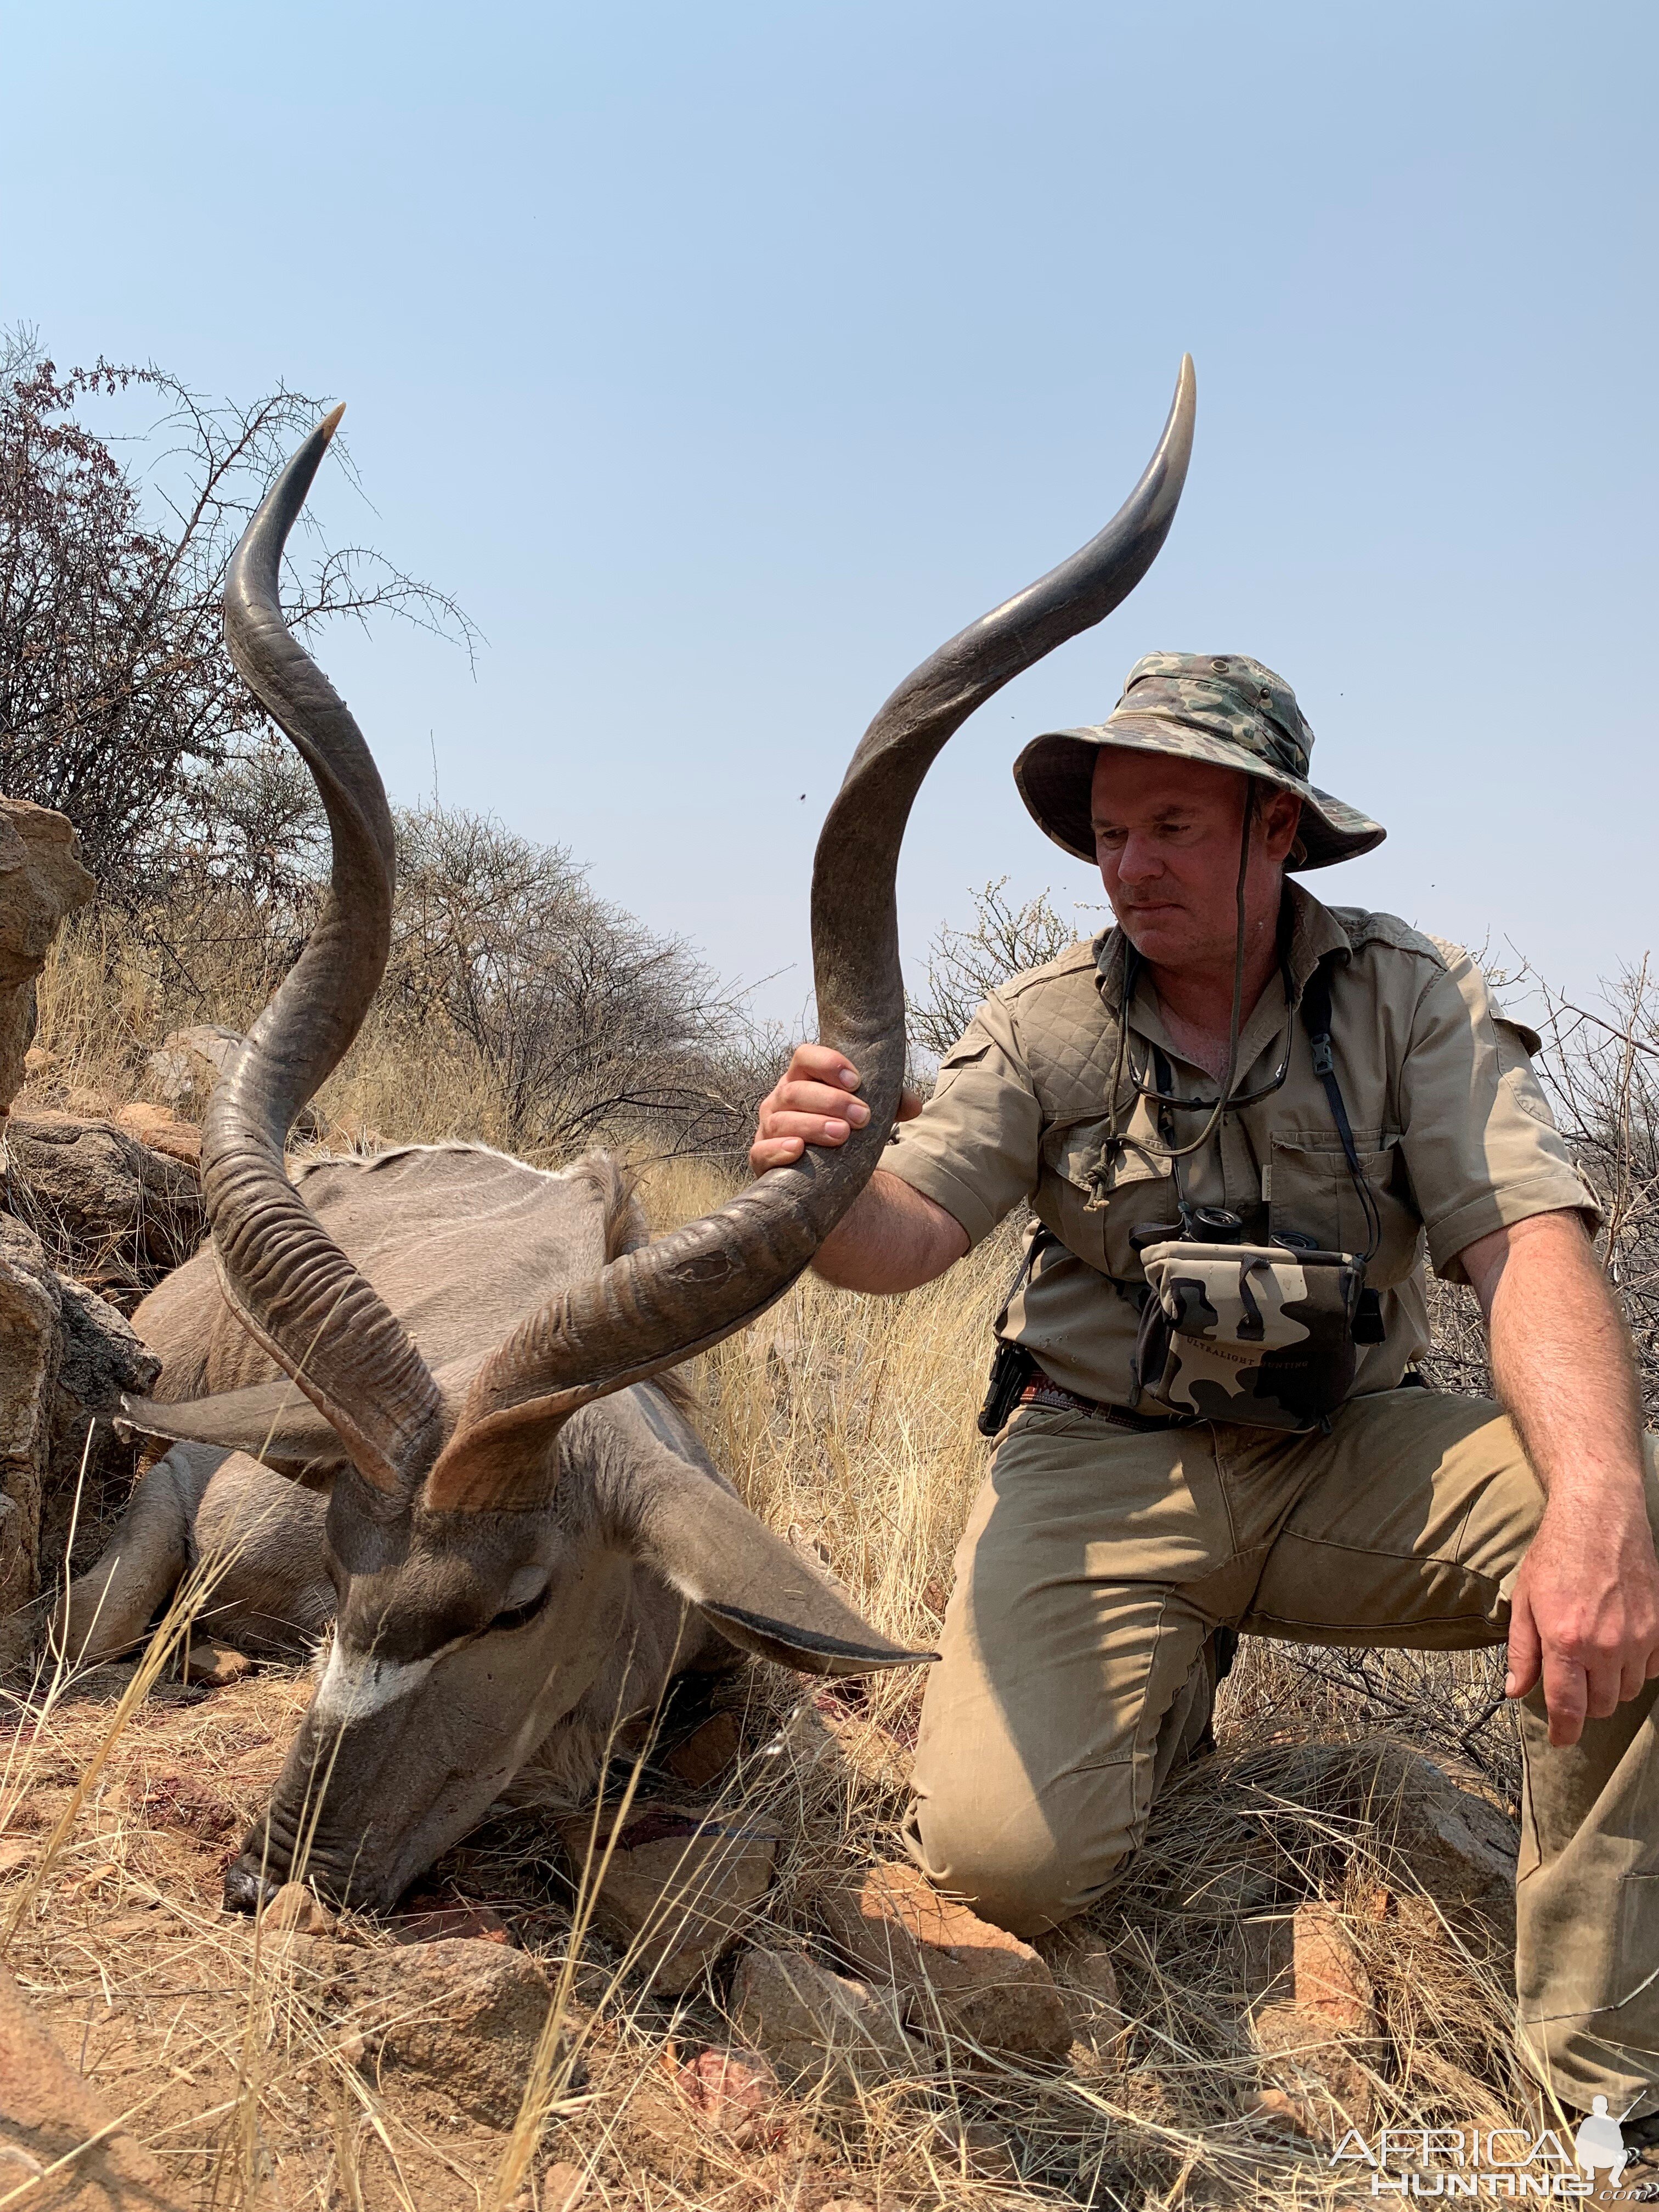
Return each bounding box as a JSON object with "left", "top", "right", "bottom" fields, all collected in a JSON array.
[{"left": 1017, "top": 1378, "right": 1183, "bottom": 1432}]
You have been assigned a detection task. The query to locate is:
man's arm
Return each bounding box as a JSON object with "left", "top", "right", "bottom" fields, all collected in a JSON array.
[
  {"left": 1459, "top": 1210, "right": 1659, "bottom": 1747},
  {"left": 751, "top": 1044, "right": 970, "bottom": 1293}
]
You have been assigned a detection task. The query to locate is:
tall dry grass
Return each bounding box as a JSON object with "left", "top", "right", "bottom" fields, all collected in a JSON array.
[{"left": 30, "top": 904, "right": 531, "bottom": 1155}]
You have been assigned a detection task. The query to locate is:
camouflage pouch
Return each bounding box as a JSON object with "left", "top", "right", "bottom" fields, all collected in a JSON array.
[{"left": 1130, "top": 1239, "right": 1365, "bottom": 1432}]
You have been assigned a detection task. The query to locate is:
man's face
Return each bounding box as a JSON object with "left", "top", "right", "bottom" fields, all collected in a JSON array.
[{"left": 1088, "top": 747, "right": 1300, "bottom": 972}]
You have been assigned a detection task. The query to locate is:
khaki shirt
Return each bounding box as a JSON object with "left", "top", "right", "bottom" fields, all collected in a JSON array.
[{"left": 883, "top": 883, "right": 1599, "bottom": 1408}]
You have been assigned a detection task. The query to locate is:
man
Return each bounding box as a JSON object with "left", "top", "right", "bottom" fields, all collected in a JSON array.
[{"left": 752, "top": 651, "right": 1659, "bottom": 2130}]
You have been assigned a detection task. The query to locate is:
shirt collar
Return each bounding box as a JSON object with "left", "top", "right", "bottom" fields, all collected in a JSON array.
[{"left": 1091, "top": 882, "right": 1352, "bottom": 1059}]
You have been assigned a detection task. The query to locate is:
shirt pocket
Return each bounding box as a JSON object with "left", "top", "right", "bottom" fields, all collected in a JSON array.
[
  {"left": 1268, "top": 1129, "right": 1422, "bottom": 1284},
  {"left": 1035, "top": 1121, "right": 1176, "bottom": 1280},
  {"left": 928, "top": 1035, "right": 991, "bottom": 1105}
]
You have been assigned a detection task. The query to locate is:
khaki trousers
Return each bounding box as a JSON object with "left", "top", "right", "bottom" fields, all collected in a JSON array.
[{"left": 906, "top": 1389, "right": 1659, "bottom": 2116}]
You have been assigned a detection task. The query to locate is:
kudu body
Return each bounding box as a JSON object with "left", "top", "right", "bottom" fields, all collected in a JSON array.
[{"left": 70, "top": 365, "right": 1195, "bottom": 1913}]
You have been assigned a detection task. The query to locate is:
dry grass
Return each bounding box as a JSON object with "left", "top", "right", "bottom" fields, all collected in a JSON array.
[
  {"left": 1, "top": 952, "right": 1549, "bottom": 2211},
  {"left": 30, "top": 906, "right": 529, "bottom": 1158}
]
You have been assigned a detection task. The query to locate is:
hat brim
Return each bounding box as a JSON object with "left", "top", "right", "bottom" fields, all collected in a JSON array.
[{"left": 1013, "top": 720, "right": 1385, "bottom": 873}]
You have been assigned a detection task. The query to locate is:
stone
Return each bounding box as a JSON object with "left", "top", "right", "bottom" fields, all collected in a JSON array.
[
  {"left": 111, "top": 1105, "right": 200, "bottom": 1171},
  {"left": 0, "top": 801, "right": 94, "bottom": 1127},
  {"left": 673, "top": 2048, "right": 782, "bottom": 2147},
  {"left": 1243, "top": 1903, "right": 1378, "bottom": 2132},
  {"left": 142, "top": 1025, "right": 242, "bottom": 1116},
  {"left": 0, "top": 1959, "right": 182, "bottom": 2208},
  {"left": 1252, "top": 2001, "right": 1375, "bottom": 2132},
  {"left": 819, "top": 1861, "right": 1071, "bottom": 2062},
  {"left": 1277, "top": 1741, "right": 1518, "bottom": 1944},
  {"left": 730, "top": 1946, "right": 917, "bottom": 2093},
  {"left": 2, "top": 1114, "right": 204, "bottom": 1301},
  {"left": 0, "top": 1215, "right": 61, "bottom": 1629},
  {"left": 1037, "top": 1926, "right": 1130, "bottom": 2063},
  {"left": 49, "top": 1276, "right": 161, "bottom": 1495},
  {"left": 259, "top": 1882, "right": 338, "bottom": 1939},
  {"left": 177, "top": 1637, "right": 254, "bottom": 1689},
  {"left": 1247, "top": 2087, "right": 1317, "bottom": 2138},
  {"left": 390, "top": 1898, "right": 511, "bottom": 1946},
  {"left": 1289, "top": 1902, "right": 1375, "bottom": 2034},
  {"left": 541, "top": 2165, "right": 588, "bottom": 2212},
  {"left": 663, "top": 1709, "right": 741, "bottom": 1787},
  {"left": 1381, "top": 1752, "right": 1518, "bottom": 1940},
  {"left": 324, "top": 1937, "right": 572, "bottom": 2128},
  {"left": 930, "top": 2114, "right": 1022, "bottom": 2183},
  {"left": 556, "top": 1803, "right": 778, "bottom": 1995}
]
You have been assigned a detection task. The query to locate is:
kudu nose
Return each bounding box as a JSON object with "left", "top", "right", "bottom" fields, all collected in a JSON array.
[{"left": 223, "top": 1858, "right": 283, "bottom": 1916}]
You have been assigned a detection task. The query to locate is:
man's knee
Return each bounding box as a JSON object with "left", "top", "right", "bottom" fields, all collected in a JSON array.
[{"left": 908, "top": 1773, "right": 1134, "bottom": 1939}]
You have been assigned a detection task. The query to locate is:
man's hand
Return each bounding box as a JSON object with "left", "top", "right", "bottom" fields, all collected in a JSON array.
[
  {"left": 749, "top": 1046, "right": 963, "bottom": 1292},
  {"left": 1505, "top": 1494, "right": 1659, "bottom": 1748},
  {"left": 751, "top": 1044, "right": 920, "bottom": 1175},
  {"left": 1462, "top": 1211, "right": 1659, "bottom": 1748}
]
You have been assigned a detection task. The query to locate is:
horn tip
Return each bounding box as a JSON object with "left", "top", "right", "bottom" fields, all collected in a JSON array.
[{"left": 320, "top": 402, "right": 347, "bottom": 442}]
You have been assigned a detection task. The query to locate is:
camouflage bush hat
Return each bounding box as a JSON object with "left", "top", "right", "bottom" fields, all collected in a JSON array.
[{"left": 1013, "top": 651, "right": 1385, "bottom": 871}]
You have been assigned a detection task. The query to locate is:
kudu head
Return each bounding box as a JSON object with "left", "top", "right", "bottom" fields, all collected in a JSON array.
[{"left": 122, "top": 365, "right": 1196, "bottom": 1909}]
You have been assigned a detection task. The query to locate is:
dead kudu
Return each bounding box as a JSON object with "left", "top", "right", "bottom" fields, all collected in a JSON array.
[{"left": 59, "top": 368, "right": 1195, "bottom": 1912}]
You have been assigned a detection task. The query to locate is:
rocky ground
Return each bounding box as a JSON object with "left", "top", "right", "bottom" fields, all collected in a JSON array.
[{"left": 0, "top": 1625, "right": 1560, "bottom": 2212}]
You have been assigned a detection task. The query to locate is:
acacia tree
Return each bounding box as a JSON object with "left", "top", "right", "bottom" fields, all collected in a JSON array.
[
  {"left": 0, "top": 331, "right": 473, "bottom": 891},
  {"left": 907, "top": 877, "right": 1081, "bottom": 1059},
  {"left": 383, "top": 804, "right": 776, "bottom": 1156}
]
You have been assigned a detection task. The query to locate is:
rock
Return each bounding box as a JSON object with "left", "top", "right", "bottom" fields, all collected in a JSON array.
[
  {"left": 324, "top": 1937, "right": 574, "bottom": 2127},
  {"left": 1243, "top": 1903, "right": 1378, "bottom": 2131},
  {"left": 673, "top": 2048, "right": 782, "bottom": 2147},
  {"left": 1276, "top": 1741, "right": 1517, "bottom": 1945},
  {"left": 819, "top": 1861, "right": 1071, "bottom": 2062},
  {"left": 389, "top": 1898, "right": 511, "bottom": 1946},
  {"left": 111, "top": 1105, "right": 201, "bottom": 1171},
  {"left": 930, "top": 2114, "right": 1022, "bottom": 2183},
  {"left": 0, "top": 1959, "right": 181, "bottom": 2208},
  {"left": 1380, "top": 1751, "right": 1517, "bottom": 1941},
  {"left": 1037, "top": 1925, "right": 1130, "bottom": 2062},
  {"left": 663, "top": 1709, "right": 741, "bottom": 1787},
  {"left": 49, "top": 1276, "right": 161, "bottom": 1496},
  {"left": 0, "top": 1215, "right": 62, "bottom": 1627},
  {"left": 557, "top": 1803, "right": 778, "bottom": 1995},
  {"left": 258, "top": 1883, "right": 337, "bottom": 1939},
  {"left": 541, "top": 2165, "right": 588, "bottom": 2212},
  {"left": 0, "top": 801, "right": 94, "bottom": 1127},
  {"left": 177, "top": 1636, "right": 254, "bottom": 1689},
  {"left": 1248, "top": 2087, "right": 1317, "bottom": 2138},
  {"left": 731, "top": 1946, "right": 917, "bottom": 2093},
  {"left": 2, "top": 1114, "right": 204, "bottom": 1301},
  {"left": 1289, "top": 1902, "right": 1375, "bottom": 2034},
  {"left": 1252, "top": 2001, "right": 1375, "bottom": 2132},
  {"left": 142, "top": 1025, "right": 242, "bottom": 1116}
]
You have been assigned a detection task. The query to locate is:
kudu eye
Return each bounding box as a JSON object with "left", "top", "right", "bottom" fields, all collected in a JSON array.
[{"left": 487, "top": 1568, "right": 551, "bottom": 1635}]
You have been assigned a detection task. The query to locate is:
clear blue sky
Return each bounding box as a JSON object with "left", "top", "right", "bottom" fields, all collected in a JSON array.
[{"left": 6, "top": 1, "right": 1654, "bottom": 1029}]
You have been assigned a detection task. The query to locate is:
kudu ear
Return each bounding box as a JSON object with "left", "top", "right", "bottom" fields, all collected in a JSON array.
[
  {"left": 120, "top": 1384, "right": 348, "bottom": 1480},
  {"left": 629, "top": 1459, "right": 935, "bottom": 1678}
]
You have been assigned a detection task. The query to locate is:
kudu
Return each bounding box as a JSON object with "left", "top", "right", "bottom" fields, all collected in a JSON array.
[{"left": 67, "top": 363, "right": 1195, "bottom": 1913}]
